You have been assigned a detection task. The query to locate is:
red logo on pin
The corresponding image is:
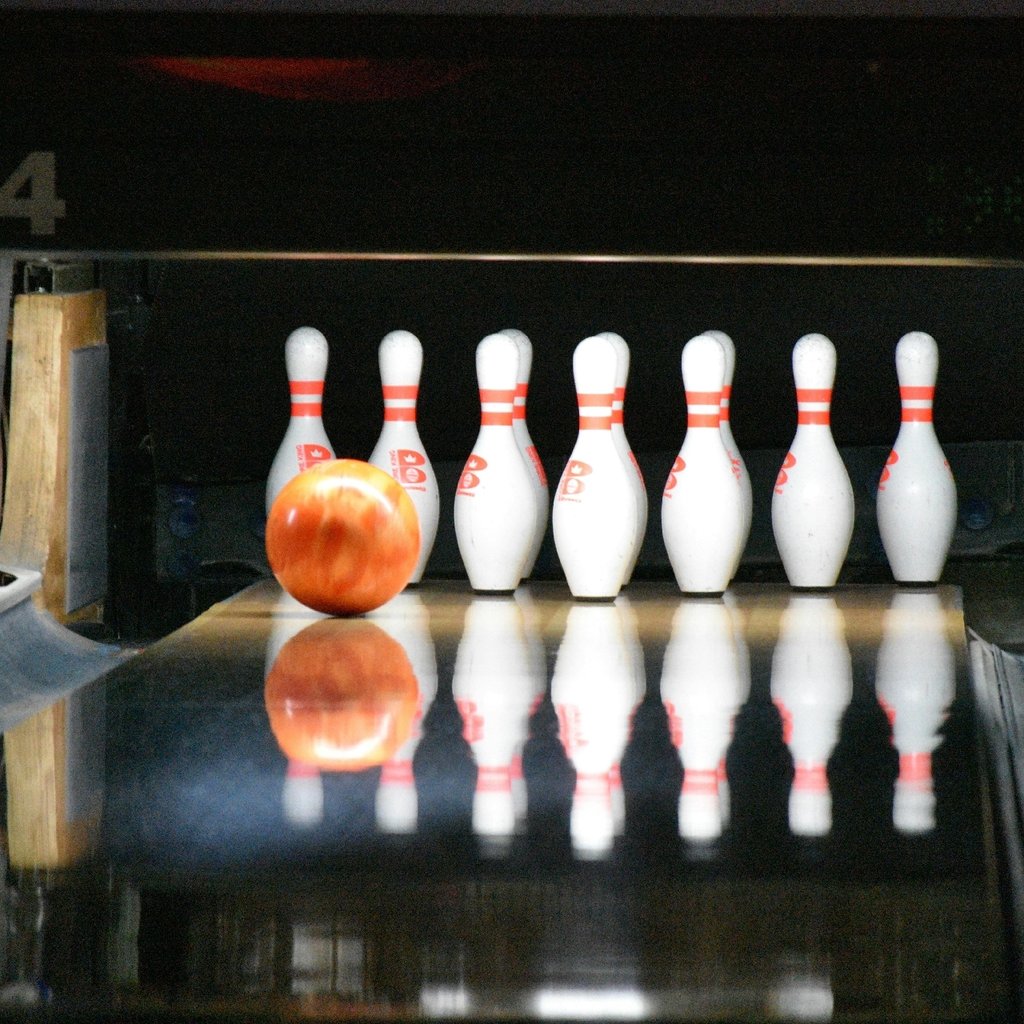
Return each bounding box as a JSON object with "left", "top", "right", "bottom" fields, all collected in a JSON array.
[
  {"left": 525, "top": 445, "right": 547, "bottom": 485},
  {"left": 296, "top": 444, "right": 333, "bottom": 471},
  {"left": 457, "top": 454, "right": 487, "bottom": 495},
  {"left": 774, "top": 451, "right": 796, "bottom": 494},
  {"left": 456, "top": 699, "right": 484, "bottom": 744},
  {"left": 878, "top": 449, "right": 899, "bottom": 490},
  {"left": 663, "top": 456, "right": 685, "bottom": 496},
  {"left": 557, "top": 460, "right": 592, "bottom": 499}
]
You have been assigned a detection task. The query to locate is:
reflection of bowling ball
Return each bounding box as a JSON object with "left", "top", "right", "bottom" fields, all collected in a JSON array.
[
  {"left": 266, "top": 459, "right": 420, "bottom": 615},
  {"left": 265, "top": 618, "right": 419, "bottom": 771}
]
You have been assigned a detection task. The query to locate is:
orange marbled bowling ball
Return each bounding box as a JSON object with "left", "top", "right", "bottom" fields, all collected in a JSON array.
[
  {"left": 266, "top": 459, "right": 419, "bottom": 615},
  {"left": 265, "top": 618, "right": 418, "bottom": 771}
]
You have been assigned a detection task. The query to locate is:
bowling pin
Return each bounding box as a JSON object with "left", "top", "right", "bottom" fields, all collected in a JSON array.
[
  {"left": 603, "top": 332, "right": 648, "bottom": 583},
  {"left": 661, "top": 334, "right": 746, "bottom": 595},
  {"left": 770, "top": 594, "right": 852, "bottom": 836},
  {"left": 876, "top": 332, "right": 957, "bottom": 584},
  {"left": 369, "top": 330, "right": 440, "bottom": 584},
  {"left": 454, "top": 333, "right": 537, "bottom": 592},
  {"left": 553, "top": 334, "right": 642, "bottom": 599},
  {"left": 661, "top": 598, "right": 748, "bottom": 841},
  {"left": 772, "top": 333, "right": 854, "bottom": 589},
  {"left": 551, "top": 602, "right": 639, "bottom": 857},
  {"left": 875, "top": 589, "right": 955, "bottom": 834},
  {"left": 368, "top": 592, "right": 438, "bottom": 834},
  {"left": 704, "top": 330, "right": 752, "bottom": 579},
  {"left": 502, "top": 329, "right": 549, "bottom": 578},
  {"left": 453, "top": 596, "right": 539, "bottom": 852},
  {"left": 266, "top": 326, "right": 335, "bottom": 514}
]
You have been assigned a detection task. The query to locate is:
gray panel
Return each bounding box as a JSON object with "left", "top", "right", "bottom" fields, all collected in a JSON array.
[{"left": 66, "top": 344, "right": 108, "bottom": 613}]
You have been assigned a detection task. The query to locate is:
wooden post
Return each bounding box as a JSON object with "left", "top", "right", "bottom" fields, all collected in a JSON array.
[
  {"left": 5, "top": 692, "right": 104, "bottom": 869},
  {"left": 0, "top": 289, "right": 107, "bottom": 622}
]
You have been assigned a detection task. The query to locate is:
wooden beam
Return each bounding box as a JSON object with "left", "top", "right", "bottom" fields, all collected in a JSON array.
[{"left": 0, "top": 290, "right": 106, "bottom": 620}]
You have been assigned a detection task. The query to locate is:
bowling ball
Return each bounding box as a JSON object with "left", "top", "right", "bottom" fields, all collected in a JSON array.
[
  {"left": 266, "top": 459, "right": 420, "bottom": 615},
  {"left": 265, "top": 618, "right": 419, "bottom": 771}
]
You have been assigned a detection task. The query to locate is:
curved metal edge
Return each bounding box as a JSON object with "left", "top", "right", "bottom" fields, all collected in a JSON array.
[{"left": 968, "top": 631, "right": 1024, "bottom": 1018}]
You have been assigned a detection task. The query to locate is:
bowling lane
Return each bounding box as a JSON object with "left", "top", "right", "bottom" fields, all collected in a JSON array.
[{"left": 12, "top": 580, "right": 1010, "bottom": 1020}]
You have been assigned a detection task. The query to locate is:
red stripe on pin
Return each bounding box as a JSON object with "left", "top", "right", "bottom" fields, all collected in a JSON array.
[
  {"left": 580, "top": 415, "right": 612, "bottom": 430},
  {"left": 384, "top": 407, "right": 417, "bottom": 421},
  {"left": 901, "top": 408, "right": 933, "bottom": 422},
  {"left": 383, "top": 384, "right": 418, "bottom": 400},
  {"left": 798, "top": 410, "right": 830, "bottom": 425},
  {"left": 578, "top": 393, "right": 613, "bottom": 407},
  {"left": 611, "top": 409, "right": 624, "bottom": 424},
  {"left": 900, "top": 386, "right": 934, "bottom": 401},
  {"left": 687, "top": 413, "right": 720, "bottom": 428},
  {"left": 291, "top": 403, "right": 322, "bottom": 416},
  {"left": 796, "top": 388, "right": 832, "bottom": 403},
  {"left": 686, "top": 390, "right": 721, "bottom": 405},
  {"left": 479, "top": 388, "right": 515, "bottom": 403},
  {"left": 481, "top": 411, "right": 513, "bottom": 426},
  {"left": 290, "top": 381, "right": 324, "bottom": 396}
]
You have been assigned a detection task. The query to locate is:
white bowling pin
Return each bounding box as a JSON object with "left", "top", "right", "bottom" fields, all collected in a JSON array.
[
  {"left": 453, "top": 596, "right": 539, "bottom": 852},
  {"left": 603, "top": 332, "right": 648, "bottom": 583},
  {"left": 266, "top": 327, "right": 335, "bottom": 514},
  {"left": 771, "top": 333, "right": 854, "bottom": 588},
  {"left": 661, "top": 598, "right": 748, "bottom": 841},
  {"left": 551, "top": 603, "right": 639, "bottom": 858},
  {"left": 369, "top": 331, "right": 440, "bottom": 584},
  {"left": 368, "top": 592, "right": 438, "bottom": 834},
  {"left": 704, "top": 330, "right": 752, "bottom": 579},
  {"left": 502, "top": 329, "right": 549, "bottom": 579},
  {"left": 454, "top": 333, "right": 537, "bottom": 592},
  {"left": 875, "top": 589, "right": 955, "bottom": 834},
  {"left": 552, "top": 334, "right": 641, "bottom": 599},
  {"left": 770, "top": 594, "right": 852, "bottom": 836},
  {"left": 661, "top": 334, "right": 746, "bottom": 595},
  {"left": 876, "top": 332, "right": 957, "bottom": 584}
]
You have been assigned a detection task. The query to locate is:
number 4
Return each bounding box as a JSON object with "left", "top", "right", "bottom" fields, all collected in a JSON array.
[{"left": 0, "top": 152, "right": 66, "bottom": 235}]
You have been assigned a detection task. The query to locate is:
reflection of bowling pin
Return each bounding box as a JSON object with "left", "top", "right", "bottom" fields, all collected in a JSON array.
[
  {"left": 368, "top": 592, "right": 438, "bottom": 833},
  {"left": 602, "top": 332, "right": 648, "bottom": 583},
  {"left": 660, "top": 599, "right": 749, "bottom": 840},
  {"left": 455, "top": 333, "right": 536, "bottom": 592},
  {"left": 721, "top": 591, "right": 753, "bottom": 827},
  {"left": 453, "top": 597, "right": 540, "bottom": 852},
  {"left": 266, "top": 327, "right": 336, "bottom": 514},
  {"left": 609, "top": 596, "right": 646, "bottom": 833},
  {"left": 876, "top": 332, "right": 958, "bottom": 584},
  {"left": 265, "top": 591, "right": 329, "bottom": 827},
  {"left": 704, "top": 330, "right": 752, "bottom": 579},
  {"left": 771, "top": 333, "right": 854, "bottom": 588},
  {"left": 369, "top": 331, "right": 440, "bottom": 584},
  {"left": 503, "top": 329, "right": 549, "bottom": 579},
  {"left": 875, "top": 589, "right": 955, "bottom": 834},
  {"left": 662, "top": 334, "right": 746, "bottom": 595},
  {"left": 551, "top": 603, "right": 640, "bottom": 857},
  {"left": 553, "top": 334, "right": 640, "bottom": 599},
  {"left": 770, "top": 595, "right": 852, "bottom": 836}
]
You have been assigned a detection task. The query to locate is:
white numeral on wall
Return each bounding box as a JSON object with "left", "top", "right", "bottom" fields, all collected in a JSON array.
[{"left": 0, "top": 152, "right": 66, "bottom": 235}]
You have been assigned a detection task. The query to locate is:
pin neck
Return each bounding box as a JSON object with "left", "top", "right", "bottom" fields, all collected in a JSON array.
[
  {"left": 685, "top": 389, "right": 721, "bottom": 429},
  {"left": 290, "top": 379, "right": 324, "bottom": 417},
  {"left": 899, "top": 385, "right": 935, "bottom": 423},
  {"left": 577, "top": 391, "right": 613, "bottom": 430},
  {"left": 479, "top": 387, "right": 515, "bottom": 427},
  {"left": 383, "top": 384, "right": 418, "bottom": 422},
  {"left": 795, "top": 387, "right": 832, "bottom": 426}
]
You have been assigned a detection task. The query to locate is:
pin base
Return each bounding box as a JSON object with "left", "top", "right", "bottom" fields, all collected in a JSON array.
[
  {"left": 788, "top": 584, "right": 837, "bottom": 593},
  {"left": 680, "top": 590, "right": 726, "bottom": 599},
  {"left": 470, "top": 587, "right": 518, "bottom": 597},
  {"left": 569, "top": 594, "right": 619, "bottom": 603}
]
